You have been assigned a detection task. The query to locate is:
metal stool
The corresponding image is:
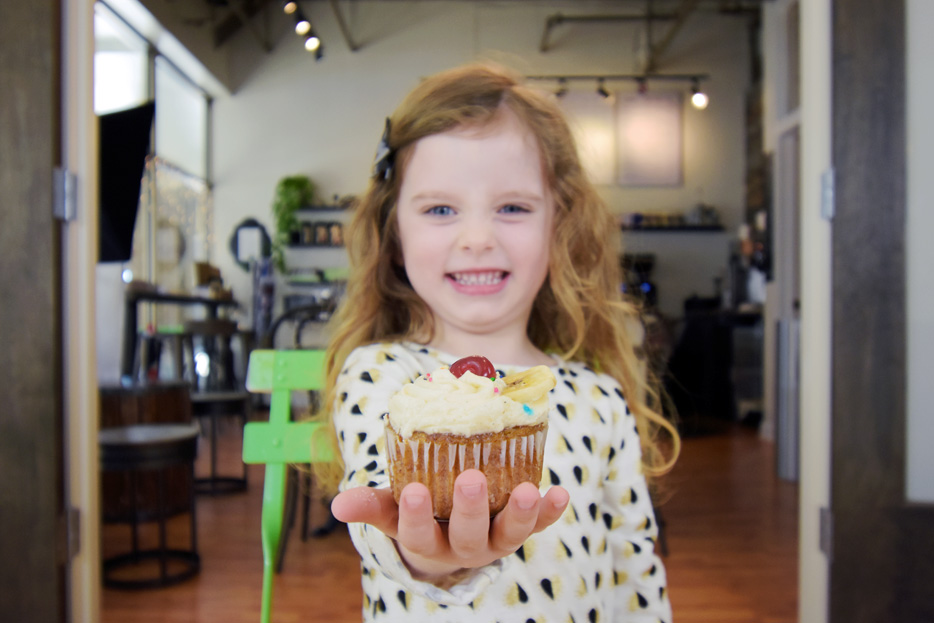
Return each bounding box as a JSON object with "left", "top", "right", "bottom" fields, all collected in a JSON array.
[
  {"left": 183, "top": 319, "right": 253, "bottom": 495},
  {"left": 99, "top": 423, "right": 200, "bottom": 589}
]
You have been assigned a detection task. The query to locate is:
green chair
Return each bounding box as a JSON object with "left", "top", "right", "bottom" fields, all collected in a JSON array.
[{"left": 242, "top": 349, "right": 333, "bottom": 623}]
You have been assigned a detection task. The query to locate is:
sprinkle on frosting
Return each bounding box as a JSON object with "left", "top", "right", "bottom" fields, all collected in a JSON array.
[{"left": 387, "top": 366, "right": 550, "bottom": 438}]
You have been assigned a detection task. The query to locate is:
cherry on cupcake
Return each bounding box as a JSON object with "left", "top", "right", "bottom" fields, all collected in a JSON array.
[{"left": 450, "top": 355, "right": 496, "bottom": 380}]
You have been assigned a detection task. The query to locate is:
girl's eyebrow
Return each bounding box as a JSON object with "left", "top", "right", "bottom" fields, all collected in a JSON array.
[
  {"left": 408, "top": 191, "right": 457, "bottom": 203},
  {"left": 499, "top": 190, "right": 545, "bottom": 201},
  {"left": 407, "top": 189, "right": 547, "bottom": 204}
]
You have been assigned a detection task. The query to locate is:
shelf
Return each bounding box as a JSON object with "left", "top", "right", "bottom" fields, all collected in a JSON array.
[
  {"left": 621, "top": 225, "right": 725, "bottom": 232},
  {"left": 296, "top": 204, "right": 346, "bottom": 212}
]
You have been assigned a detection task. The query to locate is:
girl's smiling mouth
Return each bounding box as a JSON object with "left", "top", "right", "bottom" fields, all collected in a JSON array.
[{"left": 447, "top": 270, "right": 508, "bottom": 291}]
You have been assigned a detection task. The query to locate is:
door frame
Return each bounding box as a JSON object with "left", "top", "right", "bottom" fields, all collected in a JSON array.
[
  {"left": 798, "top": 0, "right": 832, "bottom": 619},
  {"left": 0, "top": 0, "right": 67, "bottom": 620},
  {"left": 62, "top": 0, "right": 101, "bottom": 621},
  {"left": 828, "top": 0, "right": 934, "bottom": 620}
]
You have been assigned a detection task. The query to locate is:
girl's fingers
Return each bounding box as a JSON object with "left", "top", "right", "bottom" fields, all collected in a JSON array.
[
  {"left": 489, "top": 481, "right": 541, "bottom": 553},
  {"left": 532, "top": 485, "right": 570, "bottom": 534},
  {"left": 395, "top": 482, "right": 445, "bottom": 558},
  {"left": 330, "top": 486, "right": 401, "bottom": 538},
  {"left": 446, "top": 470, "right": 492, "bottom": 560},
  {"left": 331, "top": 481, "right": 569, "bottom": 575}
]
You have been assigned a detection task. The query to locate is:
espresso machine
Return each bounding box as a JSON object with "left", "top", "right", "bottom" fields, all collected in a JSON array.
[{"left": 620, "top": 253, "right": 658, "bottom": 308}]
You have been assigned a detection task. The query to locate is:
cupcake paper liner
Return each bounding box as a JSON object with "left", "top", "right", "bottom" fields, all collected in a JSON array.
[{"left": 384, "top": 419, "right": 547, "bottom": 519}]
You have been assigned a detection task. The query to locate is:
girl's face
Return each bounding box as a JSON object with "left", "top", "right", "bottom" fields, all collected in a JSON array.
[{"left": 395, "top": 109, "right": 555, "bottom": 349}]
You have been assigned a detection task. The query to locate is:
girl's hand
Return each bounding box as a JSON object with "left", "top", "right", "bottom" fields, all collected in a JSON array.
[{"left": 331, "top": 469, "right": 570, "bottom": 580}]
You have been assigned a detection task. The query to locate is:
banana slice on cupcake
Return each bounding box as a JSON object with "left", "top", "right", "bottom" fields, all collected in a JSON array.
[{"left": 501, "top": 365, "right": 557, "bottom": 404}]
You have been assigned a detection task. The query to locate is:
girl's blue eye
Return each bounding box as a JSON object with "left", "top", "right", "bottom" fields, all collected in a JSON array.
[
  {"left": 426, "top": 205, "right": 454, "bottom": 216},
  {"left": 500, "top": 204, "right": 529, "bottom": 214}
]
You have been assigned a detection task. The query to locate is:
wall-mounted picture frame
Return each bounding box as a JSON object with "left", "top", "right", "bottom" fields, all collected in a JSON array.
[{"left": 616, "top": 92, "right": 684, "bottom": 187}]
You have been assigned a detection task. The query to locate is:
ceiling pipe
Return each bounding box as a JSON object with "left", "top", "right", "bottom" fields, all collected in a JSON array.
[
  {"left": 540, "top": 0, "right": 764, "bottom": 57},
  {"left": 645, "top": 0, "right": 701, "bottom": 72},
  {"left": 329, "top": 0, "right": 360, "bottom": 52},
  {"left": 540, "top": 12, "right": 676, "bottom": 53},
  {"left": 210, "top": 0, "right": 272, "bottom": 50}
]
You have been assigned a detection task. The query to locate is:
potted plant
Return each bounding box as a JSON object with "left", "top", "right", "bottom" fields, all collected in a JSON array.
[{"left": 271, "top": 174, "right": 315, "bottom": 272}]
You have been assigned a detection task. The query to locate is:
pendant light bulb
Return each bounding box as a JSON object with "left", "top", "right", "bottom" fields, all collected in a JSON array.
[
  {"left": 282, "top": 1, "right": 298, "bottom": 15},
  {"left": 304, "top": 34, "right": 321, "bottom": 52}
]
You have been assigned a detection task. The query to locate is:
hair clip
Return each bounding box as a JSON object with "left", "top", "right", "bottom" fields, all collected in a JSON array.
[{"left": 372, "top": 117, "right": 394, "bottom": 181}]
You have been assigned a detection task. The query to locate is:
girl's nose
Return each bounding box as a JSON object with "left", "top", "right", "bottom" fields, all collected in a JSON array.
[{"left": 457, "top": 214, "right": 495, "bottom": 252}]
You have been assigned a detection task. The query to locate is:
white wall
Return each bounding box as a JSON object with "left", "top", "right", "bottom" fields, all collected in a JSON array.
[
  {"left": 212, "top": 1, "right": 752, "bottom": 321},
  {"left": 906, "top": 0, "right": 934, "bottom": 503}
]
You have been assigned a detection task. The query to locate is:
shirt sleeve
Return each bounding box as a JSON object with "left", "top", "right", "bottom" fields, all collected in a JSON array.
[
  {"left": 599, "top": 382, "right": 673, "bottom": 623},
  {"left": 333, "top": 344, "right": 506, "bottom": 606}
]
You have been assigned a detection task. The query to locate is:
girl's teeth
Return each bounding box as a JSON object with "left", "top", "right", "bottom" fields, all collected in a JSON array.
[{"left": 453, "top": 272, "right": 503, "bottom": 286}]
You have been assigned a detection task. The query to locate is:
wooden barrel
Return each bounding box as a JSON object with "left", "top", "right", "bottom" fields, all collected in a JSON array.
[{"left": 99, "top": 381, "right": 194, "bottom": 522}]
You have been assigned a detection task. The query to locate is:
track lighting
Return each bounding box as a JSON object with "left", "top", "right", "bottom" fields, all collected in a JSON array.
[
  {"left": 555, "top": 78, "right": 568, "bottom": 98},
  {"left": 285, "top": 3, "right": 326, "bottom": 60},
  {"left": 526, "top": 74, "right": 710, "bottom": 107},
  {"left": 691, "top": 79, "right": 709, "bottom": 110},
  {"left": 637, "top": 77, "right": 648, "bottom": 95},
  {"left": 596, "top": 78, "right": 610, "bottom": 98}
]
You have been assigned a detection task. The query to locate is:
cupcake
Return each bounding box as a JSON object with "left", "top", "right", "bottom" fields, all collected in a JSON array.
[{"left": 384, "top": 355, "right": 556, "bottom": 519}]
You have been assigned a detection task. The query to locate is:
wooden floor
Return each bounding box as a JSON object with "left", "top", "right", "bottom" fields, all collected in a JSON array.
[{"left": 101, "top": 422, "right": 798, "bottom": 623}]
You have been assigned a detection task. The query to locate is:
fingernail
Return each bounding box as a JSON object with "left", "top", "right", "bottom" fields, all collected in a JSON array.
[
  {"left": 516, "top": 496, "right": 535, "bottom": 511},
  {"left": 404, "top": 491, "right": 426, "bottom": 509},
  {"left": 459, "top": 482, "right": 483, "bottom": 499}
]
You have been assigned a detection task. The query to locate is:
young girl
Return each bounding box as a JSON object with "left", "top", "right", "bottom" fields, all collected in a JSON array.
[{"left": 323, "top": 62, "right": 680, "bottom": 622}]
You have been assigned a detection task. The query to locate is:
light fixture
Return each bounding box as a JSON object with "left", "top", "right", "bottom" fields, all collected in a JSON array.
[
  {"left": 691, "top": 79, "right": 709, "bottom": 110},
  {"left": 294, "top": 11, "right": 311, "bottom": 36},
  {"left": 304, "top": 33, "right": 321, "bottom": 52},
  {"left": 525, "top": 74, "right": 710, "bottom": 107},
  {"left": 555, "top": 78, "right": 568, "bottom": 98},
  {"left": 596, "top": 78, "right": 610, "bottom": 98},
  {"left": 282, "top": 1, "right": 297, "bottom": 15}
]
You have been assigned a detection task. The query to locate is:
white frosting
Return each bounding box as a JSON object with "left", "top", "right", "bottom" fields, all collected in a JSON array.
[{"left": 387, "top": 367, "right": 549, "bottom": 438}]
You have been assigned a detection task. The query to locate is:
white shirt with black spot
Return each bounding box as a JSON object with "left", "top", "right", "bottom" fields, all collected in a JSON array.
[{"left": 334, "top": 342, "right": 672, "bottom": 623}]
